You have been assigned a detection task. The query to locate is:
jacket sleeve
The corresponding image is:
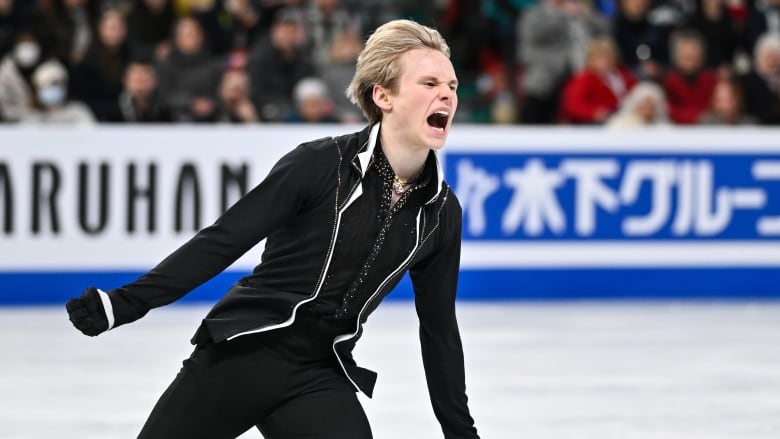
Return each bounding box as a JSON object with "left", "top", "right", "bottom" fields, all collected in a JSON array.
[
  {"left": 106, "top": 142, "right": 326, "bottom": 328},
  {"left": 409, "top": 193, "right": 479, "bottom": 439}
]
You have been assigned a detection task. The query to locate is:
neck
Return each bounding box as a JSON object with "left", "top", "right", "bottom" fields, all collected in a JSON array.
[{"left": 378, "top": 125, "right": 430, "bottom": 181}]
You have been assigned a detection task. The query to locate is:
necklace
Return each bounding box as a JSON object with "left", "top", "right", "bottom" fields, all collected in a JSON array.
[{"left": 392, "top": 175, "right": 413, "bottom": 194}]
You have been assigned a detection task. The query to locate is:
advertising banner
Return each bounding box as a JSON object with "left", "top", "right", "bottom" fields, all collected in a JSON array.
[
  {"left": 1, "top": 126, "right": 779, "bottom": 303},
  {"left": 445, "top": 128, "right": 780, "bottom": 299}
]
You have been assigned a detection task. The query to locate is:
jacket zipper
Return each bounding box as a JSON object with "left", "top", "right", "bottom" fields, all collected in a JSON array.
[
  {"left": 227, "top": 138, "right": 361, "bottom": 340},
  {"left": 332, "top": 188, "right": 448, "bottom": 392}
]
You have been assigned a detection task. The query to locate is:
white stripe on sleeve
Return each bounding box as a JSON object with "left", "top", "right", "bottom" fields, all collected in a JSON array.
[{"left": 96, "top": 289, "right": 115, "bottom": 330}]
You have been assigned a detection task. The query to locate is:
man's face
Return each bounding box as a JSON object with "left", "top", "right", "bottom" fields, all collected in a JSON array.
[
  {"left": 382, "top": 48, "right": 458, "bottom": 151},
  {"left": 220, "top": 71, "right": 249, "bottom": 102},
  {"left": 674, "top": 39, "right": 703, "bottom": 74},
  {"left": 175, "top": 18, "right": 203, "bottom": 55},
  {"left": 125, "top": 64, "right": 156, "bottom": 96},
  {"left": 272, "top": 21, "right": 302, "bottom": 53}
]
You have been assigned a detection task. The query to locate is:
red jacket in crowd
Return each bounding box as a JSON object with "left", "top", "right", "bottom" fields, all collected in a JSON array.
[
  {"left": 663, "top": 69, "right": 717, "bottom": 124},
  {"left": 560, "top": 67, "right": 637, "bottom": 124}
]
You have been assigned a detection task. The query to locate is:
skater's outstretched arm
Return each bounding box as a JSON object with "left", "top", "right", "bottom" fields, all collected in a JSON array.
[{"left": 66, "top": 142, "right": 325, "bottom": 336}]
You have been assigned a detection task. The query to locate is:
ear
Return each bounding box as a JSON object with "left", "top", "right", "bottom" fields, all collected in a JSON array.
[{"left": 372, "top": 84, "right": 392, "bottom": 112}]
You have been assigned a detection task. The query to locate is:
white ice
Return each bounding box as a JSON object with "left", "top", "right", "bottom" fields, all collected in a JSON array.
[{"left": 1, "top": 302, "right": 779, "bottom": 439}]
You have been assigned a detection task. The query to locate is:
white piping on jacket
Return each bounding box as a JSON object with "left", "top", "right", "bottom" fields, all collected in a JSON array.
[
  {"left": 96, "top": 288, "right": 115, "bottom": 330},
  {"left": 332, "top": 208, "right": 423, "bottom": 393},
  {"left": 226, "top": 125, "right": 381, "bottom": 341}
]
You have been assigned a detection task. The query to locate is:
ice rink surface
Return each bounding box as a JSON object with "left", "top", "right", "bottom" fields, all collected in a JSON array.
[{"left": 1, "top": 301, "right": 779, "bottom": 439}]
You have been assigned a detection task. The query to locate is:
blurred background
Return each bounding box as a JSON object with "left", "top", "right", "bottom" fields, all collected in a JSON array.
[
  {"left": 0, "top": 0, "right": 778, "bottom": 126},
  {"left": 1, "top": 1, "right": 779, "bottom": 438}
]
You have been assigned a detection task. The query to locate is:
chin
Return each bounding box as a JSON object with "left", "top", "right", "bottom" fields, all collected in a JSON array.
[
  {"left": 421, "top": 132, "right": 447, "bottom": 150},
  {"left": 428, "top": 140, "right": 447, "bottom": 150},
  {"left": 422, "top": 127, "right": 451, "bottom": 149}
]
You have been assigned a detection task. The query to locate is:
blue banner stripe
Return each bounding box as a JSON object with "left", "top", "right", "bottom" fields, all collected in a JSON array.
[
  {"left": 447, "top": 153, "right": 780, "bottom": 241},
  {"left": 1, "top": 268, "right": 778, "bottom": 305}
]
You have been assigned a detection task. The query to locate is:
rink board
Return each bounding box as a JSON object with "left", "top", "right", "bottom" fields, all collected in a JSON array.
[{"left": 1, "top": 126, "right": 779, "bottom": 303}]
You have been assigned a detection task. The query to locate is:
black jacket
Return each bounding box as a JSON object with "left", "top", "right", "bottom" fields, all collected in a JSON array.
[
  {"left": 105, "top": 124, "right": 479, "bottom": 438},
  {"left": 740, "top": 71, "right": 780, "bottom": 125}
]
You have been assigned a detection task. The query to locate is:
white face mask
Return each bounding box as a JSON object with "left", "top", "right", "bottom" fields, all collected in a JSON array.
[
  {"left": 14, "top": 42, "right": 41, "bottom": 68},
  {"left": 38, "top": 85, "right": 66, "bottom": 107}
]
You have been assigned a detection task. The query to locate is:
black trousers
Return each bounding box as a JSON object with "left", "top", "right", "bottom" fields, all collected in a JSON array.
[{"left": 137, "top": 324, "right": 373, "bottom": 439}]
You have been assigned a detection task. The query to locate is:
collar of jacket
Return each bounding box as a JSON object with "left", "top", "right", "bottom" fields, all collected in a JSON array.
[{"left": 351, "top": 122, "right": 445, "bottom": 205}]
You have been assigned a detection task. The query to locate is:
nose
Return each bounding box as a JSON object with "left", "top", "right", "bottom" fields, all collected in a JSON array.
[{"left": 438, "top": 83, "right": 455, "bottom": 101}]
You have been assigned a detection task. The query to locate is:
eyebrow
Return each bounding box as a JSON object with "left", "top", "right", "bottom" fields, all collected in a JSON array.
[{"left": 421, "top": 76, "right": 459, "bottom": 86}]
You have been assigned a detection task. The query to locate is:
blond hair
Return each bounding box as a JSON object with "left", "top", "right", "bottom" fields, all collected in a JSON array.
[
  {"left": 346, "top": 19, "right": 450, "bottom": 124},
  {"left": 585, "top": 37, "right": 618, "bottom": 66}
]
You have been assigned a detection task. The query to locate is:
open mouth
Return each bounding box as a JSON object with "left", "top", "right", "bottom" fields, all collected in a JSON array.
[{"left": 427, "top": 111, "right": 449, "bottom": 131}]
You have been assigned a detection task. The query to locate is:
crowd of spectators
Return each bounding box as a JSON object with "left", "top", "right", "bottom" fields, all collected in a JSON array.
[{"left": 0, "top": 0, "right": 778, "bottom": 126}]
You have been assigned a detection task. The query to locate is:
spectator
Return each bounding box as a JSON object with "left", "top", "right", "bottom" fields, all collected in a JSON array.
[
  {"left": 36, "top": 0, "right": 102, "bottom": 65},
  {"left": 305, "top": 0, "right": 362, "bottom": 70},
  {"left": 193, "top": 0, "right": 261, "bottom": 55},
  {"left": 560, "top": 36, "right": 638, "bottom": 124},
  {"left": 20, "top": 59, "right": 95, "bottom": 124},
  {"left": 117, "top": 60, "right": 171, "bottom": 122},
  {"left": 215, "top": 68, "right": 258, "bottom": 123},
  {"left": 173, "top": 0, "right": 250, "bottom": 56},
  {"left": 518, "top": 0, "right": 610, "bottom": 124},
  {"left": 284, "top": 76, "right": 338, "bottom": 123},
  {"left": 246, "top": 7, "right": 315, "bottom": 121},
  {"left": 156, "top": 15, "right": 222, "bottom": 122},
  {"left": 320, "top": 30, "right": 363, "bottom": 122},
  {"left": 252, "top": 0, "right": 307, "bottom": 36},
  {"left": 0, "top": 0, "right": 21, "bottom": 60},
  {"left": 744, "top": 0, "right": 780, "bottom": 54},
  {"left": 439, "top": 0, "right": 495, "bottom": 88},
  {"left": 686, "top": 0, "right": 741, "bottom": 72},
  {"left": 648, "top": 0, "right": 696, "bottom": 28},
  {"left": 0, "top": 0, "right": 758, "bottom": 128},
  {"left": 0, "top": 29, "right": 46, "bottom": 122},
  {"left": 476, "top": 66, "right": 520, "bottom": 124},
  {"left": 606, "top": 80, "right": 671, "bottom": 128},
  {"left": 698, "top": 77, "right": 756, "bottom": 124},
  {"left": 663, "top": 29, "right": 717, "bottom": 124},
  {"left": 70, "top": 8, "right": 131, "bottom": 121},
  {"left": 223, "top": 0, "right": 262, "bottom": 48},
  {"left": 740, "top": 32, "right": 780, "bottom": 124},
  {"left": 612, "top": 0, "right": 671, "bottom": 81},
  {"left": 126, "top": 0, "right": 176, "bottom": 62}
]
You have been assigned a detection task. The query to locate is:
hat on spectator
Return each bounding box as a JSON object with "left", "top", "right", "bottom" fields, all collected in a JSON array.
[
  {"left": 32, "top": 60, "right": 68, "bottom": 87},
  {"left": 294, "top": 77, "right": 329, "bottom": 104}
]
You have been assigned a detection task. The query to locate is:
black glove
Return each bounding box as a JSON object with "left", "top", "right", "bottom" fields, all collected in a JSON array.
[{"left": 66, "top": 286, "right": 111, "bottom": 337}]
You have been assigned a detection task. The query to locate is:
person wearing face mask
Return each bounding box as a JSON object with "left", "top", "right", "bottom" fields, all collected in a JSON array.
[
  {"left": 0, "top": 29, "right": 45, "bottom": 122},
  {"left": 20, "top": 59, "right": 95, "bottom": 124}
]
